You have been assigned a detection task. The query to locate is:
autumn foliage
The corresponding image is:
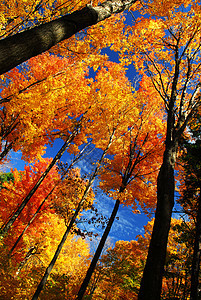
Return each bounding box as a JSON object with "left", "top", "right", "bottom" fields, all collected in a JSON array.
[{"left": 0, "top": 0, "right": 200, "bottom": 299}]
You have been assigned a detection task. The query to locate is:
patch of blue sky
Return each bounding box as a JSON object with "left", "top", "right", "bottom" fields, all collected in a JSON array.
[
  {"left": 79, "top": 183, "right": 150, "bottom": 243},
  {"left": 3, "top": 149, "right": 25, "bottom": 172}
]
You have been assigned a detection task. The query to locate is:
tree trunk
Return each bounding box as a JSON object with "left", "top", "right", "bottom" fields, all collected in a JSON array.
[
  {"left": 0, "top": 129, "right": 78, "bottom": 238},
  {"left": 32, "top": 133, "right": 114, "bottom": 300},
  {"left": 138, "top": 144, "right": 177, "bottom": 300},
  {"left": 0, "top": 142, "right": 13, "bottom": 161},
  {"left": 77, "top": 199, "right": 120, "bottom": 300},
  {"left": 9, "top": 188, "right": 55, "bottom": 255},
  {"left": 190, "top": 186, "right": 201, "bottom": 300},
  {"left": 9, "top": 141, "right": 91, "bottom": 254},
  {"left": 32, "top": 215, "right": 78, "bottom": 300},
  {"left": 138, "top": 50, "right": 181, "bottom": 298},
  {"left": 31, "top": 189, "right": 90, "bottom": 300},
  {"left": 0, "top": 0, "right": 137, "bottom": 75},
  {"left": 76, "top": 130, "right": 145, "bottom": 299}
]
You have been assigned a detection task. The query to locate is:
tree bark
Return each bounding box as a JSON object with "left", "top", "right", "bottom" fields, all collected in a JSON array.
[
  {"left": 0, "top": 0, "right": 137, "bottom": 75},
  {"left": 138, "top": 41, "right": 182, "bottom": 299},
  {"left": 138, "top": 143, "right": 178, "bottom": 300},
  {"left": 190, "top": 186, "right": 201, "bottom": 300},
  {"left": 32, "top": 215, "right": 77, "bottom": 300},
  {"left": 77, "top": 198, "right": 120, "bottom": 299},
  {"left": 15, "top": 245, "right": 37, "bottom": 278},
  {"left": 32, "top": 188, "right": 90, "bottom": 300}
]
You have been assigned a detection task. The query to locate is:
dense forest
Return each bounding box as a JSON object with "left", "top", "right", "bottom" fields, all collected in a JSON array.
[{"left": 0, "top": 0, "right": 200, "bottom": 299}]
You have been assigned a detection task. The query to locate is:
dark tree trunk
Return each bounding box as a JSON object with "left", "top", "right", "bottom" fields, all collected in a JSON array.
[
  {"left": 76, "top": 130, "right": 146, "bottom": 299},
  {"left": 31, "top": 190, "right": 92, "bottom": 300},
  {"left": 77, "top": 199, "right": 120, "bottom": 300},
  {"left": 138, "top": 143, "right": 178, "bottom": 300},
  {"left": 138, "top": 46, "right": 181, "bottom": 299},
  {"left": 9, "top": 139, "right": 91, "bottom": 254},
  {"left": 190, "top": 186, "right": 201, "bottom": 300},
  {"left": 15, "top": 245, "right": 37, "bottom": 277},
  {"left": 32, "top": 212, "right": 78, "bottom": 300},
  {"left": 0, "top": 142, "right": 13, "bottom": 161},
  {"left": 0, "top": 0, "right": 137, "bottom": 75}
]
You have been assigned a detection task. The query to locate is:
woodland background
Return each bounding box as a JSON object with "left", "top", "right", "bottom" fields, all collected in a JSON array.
[{"left": 0, "top": 0, "right": 200, "bottom": 299}]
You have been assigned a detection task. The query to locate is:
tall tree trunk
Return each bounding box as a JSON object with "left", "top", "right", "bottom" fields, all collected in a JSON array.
[
  {"left": 138, "top": 143, "right": 178, "bottom": 300},
  {"left": 0, "top": 129, "right": 78, "bottom": 238},
  {"left": 9, "top": 142, "right": 88, "bottom": 255},
  {"left": 0, "top": 0, "right": 137, "bottom": 75},
  {"left": 77, "top": 198, "right": 120, "bottom": 299},
  {"left": 190, "top": 186, "right": 201, "bottom": 300},
  {"left": 138, "top": 46, "right": 181, "bottom": 299},
  {"left": 76, "top": 131, "right": 148, "bottom": 299},
  {"left": 32, "top": 133, "right": 114, "bottom": 300},
  {"left": 9, "top": 188, "right": 55, "bottom": 255}
]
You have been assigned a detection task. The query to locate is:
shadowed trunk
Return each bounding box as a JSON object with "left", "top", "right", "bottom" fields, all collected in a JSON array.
[
  {"left": 8, "top": 140, "right": 91, "bottom": 254},
  {"left": 138, "top": 144, "right": 177, "bottom": 300},
  {"left": 138, "top": 38, "right": 183, "bottom": 299},
  {"left": 138, "top": 86, "right": 178, "bottom": 298},
  {"left": 76, "top": 131, "right": 147, "bottom": 299},
  {"left": 9, "top": 188, "right": 55, "bottom": 255},
  {"left": 190, "top": 186, "right": 201, "bottom": 300},
  {"left": 0, "top": 0, "right": 137, "bottom": 75},
  {"left": 0, "top": 142, "right": 13, "bottom": 161}
]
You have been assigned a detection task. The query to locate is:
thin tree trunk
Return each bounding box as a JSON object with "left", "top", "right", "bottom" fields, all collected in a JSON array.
[
  {"left": 190, "top": 186, "right": 201, "bottom": 300},
  {"left": 9, "top": 141, "right": 90, "bottom": 255},
  {"left": 32, "top": 214, "right": 78, "bottom": 300},
  {"left": 32, "top": 132, "right": 115, "bottom": 300},
  {"left": 0, "top": 128, "right": 78, "bottom": 238},
  {"left": 9, "top": 189, "right": 54, "bottom": 255},
  {"left": 138, "top": 144, "right": 177, "bottom": 300},
  {"left": 77, "top": 198, "right": 120, "bottom": 300},
  {"left": 0, "top": 0, "right": 137, "bottom": 75},
  {"left": 183, "top": 269, "right": 189, "bottom": 300},
  {"left": 0, "top": 142, "right": 13, "bottom": 161}
]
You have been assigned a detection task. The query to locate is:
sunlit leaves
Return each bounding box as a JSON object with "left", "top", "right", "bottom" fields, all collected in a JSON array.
[
  {"left": 119, "top": 2, "right": 201, "bottom": 122},
  {"left": 98, "top": 78, "right": 165, "bottom": 214},
  {"left": 51, "top": 168, "right": 95, "bottom": 223}
]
